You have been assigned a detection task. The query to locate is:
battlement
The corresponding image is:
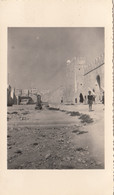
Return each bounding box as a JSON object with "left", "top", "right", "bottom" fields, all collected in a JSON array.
[
  {"left": 84, "top": 53, "right": 104, "bottom": 75},
  {"left": 76, "top": 57, "right": 86, "bottom": 65}
]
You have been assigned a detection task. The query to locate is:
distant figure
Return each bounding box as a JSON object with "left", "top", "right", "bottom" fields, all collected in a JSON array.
[
  {"left": 35, "top": 94, "right": 42, "bottom": 110},
  {"left": 79, "top": 93, "right": 84, "bottom": 103},
  {"left": 88, "top": 91, "right": 93, "bottom": 111},
  {"left": 92, "top": 89, "right": 95, "bottom": 104},
  {"left": 93, "top": 89, "right": 95, "bottom": 93},
  {"left": 61, "top": 97, "right": 63, "bottom": 103},
  {"left": 75, "top": 98, "right": 77, "bottom": 103},
  {"left": 102, "top": 92, "right": 104, "bottom": 104},
  {"left": 92, "top": 95, "right": 95, "bottom": 104},
  {"left": 84, "top": 95, "right": 87, "bottom": 104}
]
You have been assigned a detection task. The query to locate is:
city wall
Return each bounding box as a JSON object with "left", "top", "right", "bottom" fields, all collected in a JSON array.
[
  {"left": 7, "top": 54, "right": 104, "bottom": 106},
  {"left": 64, "top": 55, "right": 104, "bottom": 104}
]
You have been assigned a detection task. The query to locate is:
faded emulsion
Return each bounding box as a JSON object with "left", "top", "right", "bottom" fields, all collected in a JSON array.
[{"left": 7, "top": 27, "right": 104, "bottom": 169}]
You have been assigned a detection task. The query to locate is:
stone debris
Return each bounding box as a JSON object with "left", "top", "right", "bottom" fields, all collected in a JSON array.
[
  {"left": 72, "top": 129, "right": 88, "bottom": 135},
  {"left": 62, "top": 157, "right": 71, "bottom": 161},
  {"left": 15, "top": 150, "right": 22, "bottom": 154},
  {"left": 76, "top": 147, "right": 86, "bottom": 152},
  {"left": 45, "top": 153, "right": 51, "bottom": 159},
  {"left": 33, "top": 142, "right": 38, "bottom": 146},
  {"left": 58, "top": 139, "right": 64, "bottom": 142},
  {"left": 80, "top": 152, "right": 84, "bottom": 156},
  {"left": 77, "top": 158, "right": 81, "bottom": 162}
]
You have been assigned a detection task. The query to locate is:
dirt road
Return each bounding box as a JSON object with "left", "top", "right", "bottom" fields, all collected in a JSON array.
[{"left": 7, "top": 104, "right": 104, "bottom": 169}]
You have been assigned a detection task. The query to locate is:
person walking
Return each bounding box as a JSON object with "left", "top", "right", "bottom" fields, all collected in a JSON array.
[{"left": 88, "top": 91, "right": 93, "bottom": 111}]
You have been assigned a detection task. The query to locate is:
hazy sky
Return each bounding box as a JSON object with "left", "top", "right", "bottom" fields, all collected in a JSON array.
[{"left": 8, "top": 27, "right": 104, "bottom": 90}]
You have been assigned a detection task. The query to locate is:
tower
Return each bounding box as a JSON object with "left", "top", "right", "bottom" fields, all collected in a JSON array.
[
  {"left": 64, "top": 58, "right": 76, "bottom": 104},
  {"left": 75, "top": 57, "right": 86, "bottom": 102}
]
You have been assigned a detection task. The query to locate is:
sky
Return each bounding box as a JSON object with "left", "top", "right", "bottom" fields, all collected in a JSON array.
[{"left": 8, "top": 27, "right": 104, "bottom": 91}]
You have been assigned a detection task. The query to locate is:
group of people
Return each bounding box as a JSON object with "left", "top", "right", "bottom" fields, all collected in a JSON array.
[{"left": 79, "top": 91, "right": 104, "bottom": 111}]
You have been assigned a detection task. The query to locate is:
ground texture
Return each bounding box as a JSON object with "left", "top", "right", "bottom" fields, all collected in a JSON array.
[{"left": 7, "top": 103, "right": 104, "bottom": 169}]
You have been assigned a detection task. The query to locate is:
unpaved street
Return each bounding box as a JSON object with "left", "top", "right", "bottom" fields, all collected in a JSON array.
[{"left": 7, "top": 104, "right": 104, "bottom": 169}]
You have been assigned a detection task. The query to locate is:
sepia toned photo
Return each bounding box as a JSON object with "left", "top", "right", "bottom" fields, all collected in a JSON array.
[
  {"left": 0, "top": 0, "right": 113, "bottom": 194},
  {"left": 7, "top": 27, "right": 104, "bottom": 169}
]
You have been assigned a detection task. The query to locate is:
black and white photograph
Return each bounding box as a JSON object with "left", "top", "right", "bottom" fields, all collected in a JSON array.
[{"left": 7, "top": 27, "right": 104, "bottom": 169}]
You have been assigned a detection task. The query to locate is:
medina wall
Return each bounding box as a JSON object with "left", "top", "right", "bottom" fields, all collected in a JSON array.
[
  {"left": 64, "top": 55, "right": 104, "bottom": 104},
  {"left": 83, "top": 64, "right": 104, "bottom": 102},
  {"left": 75, "top": 58, "right": 104, "bottom": 103}
]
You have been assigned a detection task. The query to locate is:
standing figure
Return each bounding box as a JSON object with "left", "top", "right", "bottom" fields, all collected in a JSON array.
[
  {"left": 84, "top": 95, "right": 87, "bottom": 104},
  {"left": 79, "top": 93, "right": 84, "bottom": 103},
  {"left": 92, "top": 89, "right": 96, "bottom": 104},
  {"left": 102, "top": 91, "right": 104, "bottom": 104},
  {"left": 35, "top": 94, "right": 42, "bottom": 110},
  {"left": 75, "top": 98, "right": 77, "bottom": 103},
  {"left": 61, "top": 97, "right": 63, "bottom": 103},
  {"left": 88, "top": 91, "right": 93, "bottom": 111}
]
